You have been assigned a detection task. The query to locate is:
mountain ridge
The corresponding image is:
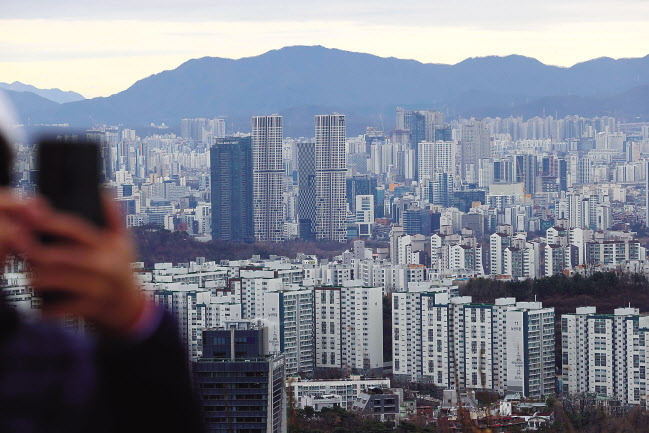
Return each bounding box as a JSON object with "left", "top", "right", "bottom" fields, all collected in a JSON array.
[
  {"left": 0, "top": 81, "right": 85, "bottom": 104},
  {"left": 7, "top": 45, "right": 649, "bottom": 136}
]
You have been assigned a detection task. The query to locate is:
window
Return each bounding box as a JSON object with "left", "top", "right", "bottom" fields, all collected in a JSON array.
[
  {"left": 594, "top": 320, "right": 606, "bottom": 334},
  {"left": 594, "top": 353, "right": 606, "bottom": 367}
]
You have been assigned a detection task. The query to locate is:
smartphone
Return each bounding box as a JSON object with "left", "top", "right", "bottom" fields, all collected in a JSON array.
[
  {"left": 37, "top": 138, "right": 105, "bottom": 229},
  {"left": 0, "top": 133, "right": 11, "bottom": 187},
  {"left": 36, "top": 138, "right": 105, "bottom": 305}
]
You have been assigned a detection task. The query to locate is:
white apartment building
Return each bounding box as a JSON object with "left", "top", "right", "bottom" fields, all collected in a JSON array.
[
  {"left": 264, "top": 288, "right": 314, "bottom": 376},
  {"left": 503, "top": 242, "right": 542, "bottom": 280},
  {"left": 143, "top": 282, "right": 242, "bottom": 360},
  {"left": 397, "top": 234, "right": 426, "bottom": 266},
  {"left": 393, "top": 291, "right": 555, "bottom": 399},
  {"left": 490, "top": 232, "right": 511, "bottom": 276},
  {"left": 417, "top": 141, "right": 436, "bottom": 182},
  {"left": 355, "top": 194, "right": 374, "bottom": 236},
  {"left": 562, "top": 306, "right": 649, "bottom": 405},
  {"left": 314, "top": 281, "right": 383, "bottom": 372},
  {"left": 544, "top": 244, "right": 573, "bottom": 276}
]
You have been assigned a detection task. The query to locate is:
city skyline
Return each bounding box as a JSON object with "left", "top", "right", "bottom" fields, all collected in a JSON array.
[{"left": 2, "top": 0, "right": 649, "bottom": 97}]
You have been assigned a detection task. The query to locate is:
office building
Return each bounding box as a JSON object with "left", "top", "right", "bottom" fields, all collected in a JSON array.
[
  {"left": 315, "top": 114, "right": 347, "bottom": 242},
  {"left": 297, "top": 140, "right": 317, "bottom": 240},
  {"left": 210, "top": 137, "right": 254, "bottom": 243},
  {"left": 252, "top": 115, "right": 285, "bottom": 242},
  {"left": 193, "top": 324, "right": 287, "bottom": 433}
]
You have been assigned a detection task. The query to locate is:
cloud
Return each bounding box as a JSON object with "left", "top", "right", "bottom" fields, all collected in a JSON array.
[{"left": 3, "top": 0, "right": 649, "bottom": 28}]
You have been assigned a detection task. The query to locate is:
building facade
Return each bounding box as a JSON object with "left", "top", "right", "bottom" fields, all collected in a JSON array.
[
  {"left": 252, "top": 115, "right": 285, "bottom": 242},
  {"left": 315, "top": 114, "right": 347, "bottom": 242},
  {"left": 210, "top": 137, "right": 254, "bottom": 242}
]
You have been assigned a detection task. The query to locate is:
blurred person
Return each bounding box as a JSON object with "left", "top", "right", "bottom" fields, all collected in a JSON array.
[{"left": 0, "top": 127, "right": 203, "bottom": 430}]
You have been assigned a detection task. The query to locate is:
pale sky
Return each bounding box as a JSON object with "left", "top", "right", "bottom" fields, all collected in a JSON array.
[{"left": 1, "top": 0, "right": 649, "bottom": 98}]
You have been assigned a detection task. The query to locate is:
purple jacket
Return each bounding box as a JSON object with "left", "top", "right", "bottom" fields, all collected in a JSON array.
[{"left": 0, "top": 299, "right": 204, "bottom": 433}]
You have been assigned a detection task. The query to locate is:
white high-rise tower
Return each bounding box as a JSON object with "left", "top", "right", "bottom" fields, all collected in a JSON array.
[
  {"left": 252, "top": 115, "right": 285, "bottom": 242},
  {"left": 315, "top": 114, "right": 347, "bottom": 242}
]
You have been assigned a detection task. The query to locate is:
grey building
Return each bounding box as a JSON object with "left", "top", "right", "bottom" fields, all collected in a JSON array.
[
  {"left": 352, "top": 390, "right": 400, "bottom": 426},
  {"left": 193, "top": 324, "right": 287, "bottom": 433},
  {"left": 210, "top": 137, "right": 254, "bottom": 243},
  {"left": 297, "top": 140, "right": 316, "bottom": 240},
  {"left": 460, "top": 120, "right": 490, "bottom": 182}
]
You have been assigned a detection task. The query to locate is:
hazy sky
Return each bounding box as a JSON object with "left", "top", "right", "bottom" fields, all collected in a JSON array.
[{"left": 2, "top": 0, "right": 649, "bottom": 98}]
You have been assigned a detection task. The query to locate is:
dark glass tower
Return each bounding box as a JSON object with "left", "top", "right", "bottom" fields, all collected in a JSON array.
[
  {"left": 193, "top": 325, "right": 286, "bottom": 433},
  {"left": 346, "top": 175, "right": 378, "bottom": 213},
  {"left": 210, "top": 137, "right": 254, "bottom": 243},
  {"left": 297, "top": 140, "right": 316, "bottom": 241}
]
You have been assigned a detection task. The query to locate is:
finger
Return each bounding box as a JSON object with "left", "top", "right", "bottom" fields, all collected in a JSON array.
[
  {"left": 0, "top": 189, "right": 33, "bottom": 214},
  {"left": 102, "top": 194, "right": 125, "bottom": 234},
  {"left": 26, "top": 246, "right": 114, "bottom": 278},
  {"left": 0, "top": 215, "right": 35, "bottom": 255},
  {"left": 22, "top": 207, "right": 101, "bottom": 248},
  {"left": 30, "top": 269, "right": 103, "bottom": 298}
]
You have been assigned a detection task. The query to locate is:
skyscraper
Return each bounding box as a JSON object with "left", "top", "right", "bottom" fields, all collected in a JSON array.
[
  {"left": 460, "top": 120, "right": 490, "bottom": 182},
  {"left": 297, "top": 140, "right": 316, "bottom": 240},
  {"left": 210, "top": 137, "right": 254, "bottom": 243},
  {"left": 252, "top": 115, "right": 285, "bottom": 242},
  {"left": 514, "top": 154, "right": 538, "bottom": 197},
  {"left": 396, "top": 109, "right": 445, "bottom": 181},
  {"left": 315, "top": 114, "right": 347, "bottom": 242}
]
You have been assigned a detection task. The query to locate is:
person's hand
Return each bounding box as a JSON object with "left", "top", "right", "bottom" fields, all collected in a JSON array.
[
  {"left": 0, "top": 188, "right": 34, "bottom": 263},
  {"left": 21, "top": 195, "right": 146, "bottom": 338}
]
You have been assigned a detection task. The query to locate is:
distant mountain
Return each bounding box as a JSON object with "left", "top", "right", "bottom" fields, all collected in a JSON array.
[
  {"left": 4, "top": 90, "right": 61, "bottom": 122},
  {"left": 0, "top": 81, "right": 85, "bottom": 104},
  {"left": 10, "top": 46, "right": 649, "bottom": 136}
]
